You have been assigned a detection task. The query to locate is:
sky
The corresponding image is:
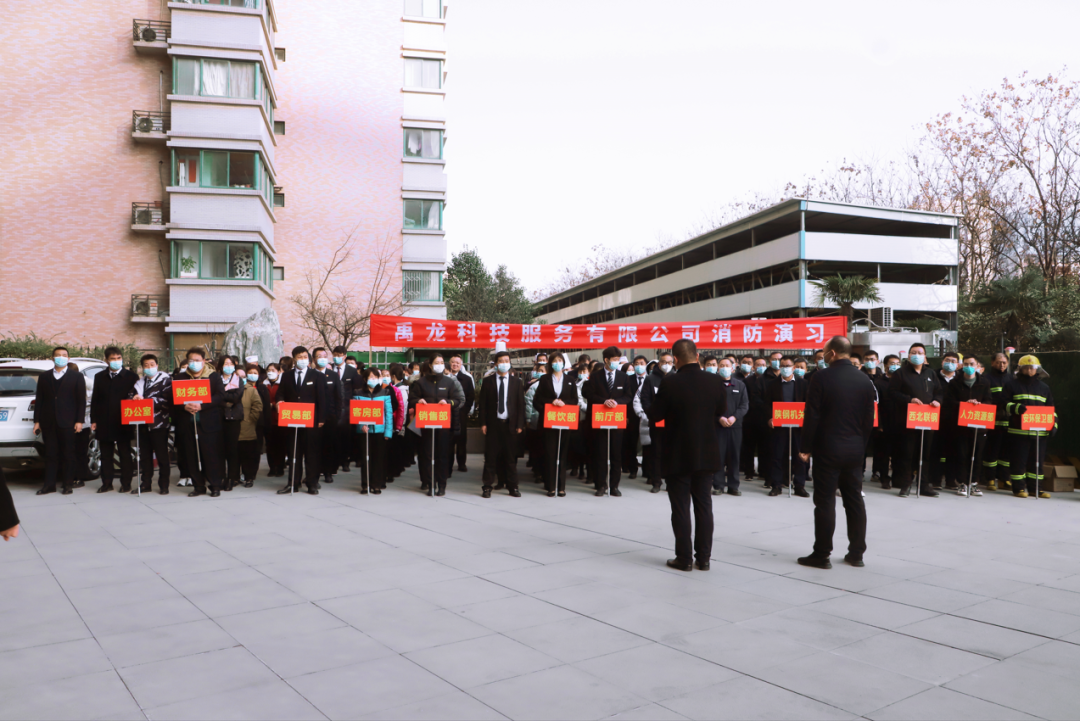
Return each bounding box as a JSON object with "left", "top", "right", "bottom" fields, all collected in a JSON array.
[{"left": 443, "top": 0, "right": 1078, "bottom": 296}]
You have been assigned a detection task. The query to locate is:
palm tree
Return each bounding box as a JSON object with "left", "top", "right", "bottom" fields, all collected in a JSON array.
[{"left": 811, "top": 275, "right": 884, "bottom": 323}]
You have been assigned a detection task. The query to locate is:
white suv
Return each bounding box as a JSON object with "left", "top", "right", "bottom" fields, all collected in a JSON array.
[{"left": 0, "top": 359, "right": 107, "bottom": 476}]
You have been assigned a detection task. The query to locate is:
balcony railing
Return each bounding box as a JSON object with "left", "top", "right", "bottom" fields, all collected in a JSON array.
[
  {"left": 131, "top": 295, "right": 168, "bottom": 318},
  {"left": 173, "top": 0, "right": 260, "bottom": 8},
  {"left": 132, "top": 110, "right": 170, "bottom": 134},
  {"left": 132, "top": 19, "right": 170, "bottom": 43},
  {"left": 131, "top": 202, "right": 168, "bottom": 227}
]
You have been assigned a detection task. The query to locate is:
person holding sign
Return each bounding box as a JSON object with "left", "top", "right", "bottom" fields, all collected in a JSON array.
[
  {"left": 130, "top": 354, "right": 173, "bottom": 494},
  {"left": 944, "top": 355, "right": 992, "bottom": 496},
  {"left": 408, "top": 354, "right": 465, "bottom": 496},
  {"left": 1004, "top": 355, "right": 1057, "bottom": 499},
  {"left": 478, "top": 351, "right": 526, "bottom": 498},
  {"left": 582, "top": 346, "right": 635, "bottom": 497},
  {"left": 90, "top": 347, "right": 139, "bottom": 493},
  {"left": 353, "top": 368, "right": 394, "bottom": 494},
  {"left": 798, "top": 336, "right": 876, "bottom": 569},
  {"left": 533, "top": 352, "right": 579, "bottom": 497},
  {"left": 888, "top": 343, "right": 943, "bottom": 497},
  {"left": 765, "top": 356, "right": 809, "bottom": 497},
  {"left": 172, "top": 348, "right": 227, "bottom": 497},
  {"left": 277, "top": 346, "right": 327, "bottom": 495},
  {"left": 982, "top": 353, "right": 1013, "bottom": 491}
]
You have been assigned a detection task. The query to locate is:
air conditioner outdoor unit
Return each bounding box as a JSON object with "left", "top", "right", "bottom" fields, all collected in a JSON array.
[
  {"left": 131, "top": 298, "right": 150, "bottom": 316},
  {"left": 870, "top": 306, "right": 893, "bottom": 328},
  {"left": 136, "top": 116, "right": 154, "bottom": 133},
  {"left": 140, "top": 26, "right": 158, "bottom": 42},
  {"left": 135, "top": 208, "right": 153, "bottom": 225}
]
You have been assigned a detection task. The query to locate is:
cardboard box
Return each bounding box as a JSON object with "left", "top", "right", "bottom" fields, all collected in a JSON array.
[{"left": 1044, "top": 465, "right": 1076, "bottom": 493}]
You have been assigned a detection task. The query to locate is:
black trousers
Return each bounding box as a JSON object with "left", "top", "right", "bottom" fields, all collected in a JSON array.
[
  {"left": 811, "top": 458, "right": 867, "bottom": 559},
  {"left": 453, "top": 427, "right": 468, "bottom": 470},
  {"left": 713, "top": 426, "right": 742, "bottom": 490},
  {"left": 223, "top": 421, "right": 241, "bottom": 485},
  {"left": 741, "top": 421, "right": 769, "bottom": 477},
  {"left": 895, "top": 429, "right": 935, "bottom": 492},
  {"left": 643, "top": 426, "right": 663, "bottom": 486},
  {"left": 870, "top": 429, "right": 892, "bottom": 477},
  {"left": 137, "top": 426, "right": 171, "bottom": 490},
  {"left": 238, "top": 438, "right": 261, "bottom": 483},
  {"left": 769, "top": 428, "right": 806, "bottom": 489},
  {"left": 177, "top": 422, "right": 224, "bottom": 492},
  {"left": 982, "top": 426, "right": 1011, "bottom": 484},
  {"left": 337, "top": 420, "right": 354, "bottom": 470},
  {"left": 321, "top": 420, "right": 339, "bottom": 476},
  {"left": 543, "top": 428, "right": 571, "bottom": 493},
  {"left": 354, "top": 429, "right": 387, "bottom": 490},
  {"left": 288, "top": 427, "right": 321, "bottom": 490},
  {"left": 266, "top": 425, "right": 287, "bottom": 474},
  {"left": 667, "top": 471, "right": 713, "bottom": 564},
  {"left": 99, "top": 435, "right": 134, "bottom": 490},
  {"left": 418, "top": 428, "right": 451, "bottom": 491},
  {"left": 74, "top": 427, "right": 92, "bottom": 482},
  {"left": 1009, "top": 432, "right": 1048, "bottom": 493},
  {"left": 954, "top": 427, "right": 986, "bottom": 487},
  {"left": 483, "top": 420, "right": 519, "bottom": 491},
  {"left": 622, "top": 419, "right": 640, "bottom": 474},
  {"left": 592, "top": 428, "right": 624, "bottom": 491},
  {"left": 41, "top": 424, "right": 76, "bottom": 492}
]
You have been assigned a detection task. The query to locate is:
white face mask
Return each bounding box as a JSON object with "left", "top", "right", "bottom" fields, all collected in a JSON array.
[
  {"left": 295, "top": 358, "right": 309, "bottom": 370},
  {"left": 660, "top": 364, "right": 673, "bottom": 374},
  {"left": 432, "top": 363, "right": 445, "bottom": 374},
  {"left": 267, "top": 372, "right": 278, "bottom": 381}
]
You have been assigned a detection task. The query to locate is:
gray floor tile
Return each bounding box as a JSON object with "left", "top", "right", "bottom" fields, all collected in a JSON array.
[
  {"left": 288, "top": 654, "right": 457, "bottom": 718},
  {"left": 534, "top": 581, "right": 651, "bottom": 616},
  {"left": 868, "top": 686, "right": 1040, "bottom": 720},
  {"left": 360, "top": 690, "right": 508, "bottom": 720},
  {"left": 806, "top": 593, "right": 940, "bottom": 630},
  {"left": 734, "top": 575, "right": 848, "bottom": 605},
  {"left": 737, "top": 607, "right": 884, "bottom": 651},
  {"left": 604, "top": 703, "right": 690, "bottom": 720},
  {"left": 97, "top": 619, "right": 239, "bottom": 668},
  {"left": 0, "top": 669, "right": 144, "bottom": 721},
  {"left": 593, "top": 601, "right": 729, "bottom": 644},
  {"left": 118, "top": 645, "right": 280, "bottom": 708},
  {"left": 246, "top": 625, "right": 395, "bottom": 678},
  {"left": 216, "top": 602, "right": 347, "bottom": 645},
  {"left": 896, "top": 614, "right": 1050, "bottom": 659},
  {"left": 183, "top": 577, "right": 307, "bottom": 619},
  {"left": 663, "top": 674, "right": 857, "bottom": 720},
  {"left": 665, "top": 585, "right": 793, "bottom": 623},
  {"left": 1007, "top": 640, "right": 1080, "bottom": 682},
  {"left": 145, "top": 680, "right": 327, "bottom": 721},
  {"left": 998, "top": 584, "right": 1080, "bottom": 617},
  {"left": 469, "top": 665, "right": 650, "bottom": 721},
  {"left": 915, "top": 569, "right": 1036, "bottom": 598},
  {"left": 405, "top": 633, "right": 561, "bottom": 688},
  {"left": 450, "top": 594, "right": 579, "bottom": 633},
  {"left": 0, "top": 606, "right": 93, "bottom": 653},
  {"left": 66, "top": 578, "right": 185, "bottom": 615},
  {"left": 576, "top": 643, "right": 740, "bottom": 703},
  {"left": 832, "top": 630, "right": 998, "bottom": 684},
  {"left": 506, "top": 615, "right": 652, "bottom": 663},
  {"left": 757, "top": 651, "right": 933, "bottom": 716},
  {"left": 483, "top": 564, "right": 592, "bottom": 594},
  {"left": 864, "top": 580, "right": 989, "bottom": 613},
  {"left": 0, "top": 637, "right": 112, "bottom": 690},
  {"left": 80, "top": 596, "right": 207, "bottom": 637},
  {"left": 667, "top": 623, "right": 820, "bottom": 674},
  {"left": 406, "top": 575, "right": 520, "bottom": 609},
  {"left": 954, "top": 598, "right": 1080, "bottom": 638},
  {"left": 946, "top": 659, "right": 1080, "bottom": 720}
]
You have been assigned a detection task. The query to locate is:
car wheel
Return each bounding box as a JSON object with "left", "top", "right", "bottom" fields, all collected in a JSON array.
[{"left": 87, "top": 435, "right": 102, "bottom": 480}]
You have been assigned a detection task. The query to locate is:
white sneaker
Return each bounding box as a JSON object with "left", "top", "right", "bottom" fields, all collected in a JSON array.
[
  {"left": 178, "top": 478, "right": 191, "bottom": 487},
  {"left": 970, "top": 485, "right": 983, "bottom": 497},
  {"left": 956, "top": 486, "right": 968, "bottom": 497},
  {"left": 861, "top": 491, "right": 865, "bottom": 497}
]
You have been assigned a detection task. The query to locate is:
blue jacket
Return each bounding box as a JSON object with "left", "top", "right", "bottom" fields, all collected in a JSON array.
[{"left": 353, "top": 388, "right": 394, "bottom": 438}]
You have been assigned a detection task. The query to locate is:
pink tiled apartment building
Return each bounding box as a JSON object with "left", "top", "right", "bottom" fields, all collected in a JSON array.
[{"left": 0, "top": 0, "right": 448, "bottom": 363}]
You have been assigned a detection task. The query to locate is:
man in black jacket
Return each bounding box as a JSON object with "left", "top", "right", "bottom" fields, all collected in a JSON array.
[
  {"left": 710, "top": 357, "right": 749, "bottom": 495},
  {"left": 946, "top": 354, "right": 992, "bottom": 496},
  {"left": 450, "top": 353, "right": 475, "bottom": 472},
  {"left": 888, "top": 342, "right": 943, "bottom": 497},
  {"left": 312, "top": 348, "right": 342, "bottom": 484},
  {"left": 332, "top": 346, "right": 360, "bottom": 472},
  {"left": 477, "top": 351, "right": 526, "bottom": 498},
  {"left": 33, "top": 347, "right": 86, "bottom": 495},
  {"left": 582, "top": 346, "right": 636, "bottom": 496},
  {"left": 638, "top": 351, "right": 673, "bottom": 492},
  {"left": 277, "top": 346, "right": 328, "bottom": 495},
  {"left": 0, "top": 468, "right": 18, "bottom": 540},
  {"left": 173, "top": 348, "right": 227, "bottom": 497},
  {"left": 798, "top": 336, "right": 876, "bottom": 569},
  {"left": 766, "top": 356, "right": 809, "bottom": 497},
  {"left": 90, "top": 347, "right": 139, "bottom": 493},
  {"left": 645, "top": 338, "right": 727, "bottom": 572}
]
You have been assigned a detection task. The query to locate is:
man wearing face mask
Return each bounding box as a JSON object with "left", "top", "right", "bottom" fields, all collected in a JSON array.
[
  {"left": 478, "top": 351, "right": 526, "bottom": 498},
  {"left": 637, "top": 351, "right": 674, "bottom": 493},
  {"left": 409, "top": 354, "right": 465, "bottom": 495},
  {"left": 450, "top": 354, "right": 475, "bottom": 473},
  {"left": 930, "top": 351, "right": 962, "bottom": 490},
  {"left": 622, "top": 355, "right": 648, "bottom": 480},
  {"left": 33, "top": 347, "right": 86, "bottom": 496},
  {"left": 311, "top": 348, "right": 342, "bottom": 485},
  {"left": 764, "top": 352, "right": 783, "bottom": 381},
  {"left": 172, "top": 348, "right": 227, "bottom": 497},
  {"left": 766, "top": 356, "right": 809, "bottom": 497},
  {"left": 332, "top": 346, "right": 359, "bottom": 473},
  {"left": 944, "top": 354, "right": 991, "bottom": 496},
  {"left": 805, "top": 349, "right": 827, "bottom": 382},
  {"left": 709, "top": 357, "right": 748, "bottom": 496},
  {"left": 582, "top": 346, "right": 636, "bottom": 496},
  {"left": 887, "top": 343, "right": 943, "bottom": 497},
  {"left": 981, "top": 352, "right": 1012, "bottom": 491},
  {"left": 862, "top": 351, "right": 890, "bottom": 485},
  {"left": 737, "top": 355, "right": 761, "bottom": 482},
  {"left": 90, "top": 347, "right": 139, "bottom": 493},
  {"left": 277, "top": 346, "right": 328, "bottom": 495},
  {"left": 130, "top": 354, "right": 173, "bottom": 494}
]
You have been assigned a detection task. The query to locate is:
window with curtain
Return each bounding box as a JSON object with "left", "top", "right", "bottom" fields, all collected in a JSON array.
[
  {"left": 404, "top": 0, "right": 441, "bottom": 18},
  {"left": 404, "top": 199, "right": 442, "bottom": 230},
  {"left": 173, "top": 149, "right": 269, "bottom": 191},
  {"left": 175, "top": 57, "right": 262, "bottom": 100},
  {"left": 176, "top": 58, "right": 198, "bottom": 95},
  {"left": 172, "top": 241, "right": 258, "bottom": 280},
  {"left": 404, "top": 58, "right": 441, "bottom": 89},
  {"left": 202, "top": 60, "right": 230, "bottom": 96},
  {"left": 230, "top": 62, "right": 255, "bottom": 99},
  {"left": 176, "top": 149, "right": 200, "bottom": 187},
  {"left": 404, "top": 128, "right": 442, "bottom": 159},
  {"left": 402, "top": 271, "right": 442, "bottom": 302}
]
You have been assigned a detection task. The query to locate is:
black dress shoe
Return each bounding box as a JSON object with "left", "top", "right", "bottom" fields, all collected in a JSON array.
[
  {"left": 209, "top": 490, "right": 221, "bottom": 497},
  {"left": 435, "top": 488, "right": 445, "bottom": 496},
  {"left": 223, "top": 483, "right": 233, "bottom": 492},
  {"left": 727, "top": 488, "right": 742, "bottom": 496},
  {"left": 308, "top": 488, "right": 319, "bottom": 495},
  {"left": 547, "top": 491, "right": 556, "bottom": 497},
  {"left": 243, "top": 481, "right": 253, "bottom": 488},
  {"left": 509, "top": 488, "right": 521, "bottom": 497},
  {"left": 61, "top": 488, "right": 73, "bottom": 495},
  {"left": 666, "top": 558, "right": 693, "bottom": 572},
  {"left": 919, "top": 488, "right": 940, "bottom": 497},
  {"left": 371, "top": 488, "right": 381, "bottom": 494},
  {"left": 650, "top": 485, "right": 661, "bottom": 493},
  {"left": 36, "top": 488, "right": 55, "bottom": 495},
  {"left": 159, "top": 488, "right": 169, "bottom": 495},
  {"left": 594, "top": 489, "right": 606, "bottom": 497},
  {"left": 188, "top": 489, "right": 206, "bottom": 497},
  {"left": 794, "top": 488, "right": 810, "bottom": 498},
  {"left": 421, "top": 484, "right": 431, "bottom": 493},
  {"left": 695, "top": 560, "right": 710, "bottom": 571},
  {"left": 844, "top": 554, "right": 865, "bottom": 567},
  {"left": 797, "top": 555, "right": 832, "bottom": 569},
  {"left": 360, "top": 487, "right": 369, "bottom": 494},
  {"left": 557, "top": 491, "right": 566, "bottom": 497},
  {"left": 482, "top": 488, "right": 492, "bottom": 498},
  {"left": 120, "top": 486, "right": 131, "bottom": 493},
  {"left": 276, "top": 486, "right": 296, "bottom": 494},
  {"left": 768, "top": 487, "right": 782, "bottom": 496},
  {"left": 73, "top": 480, "right": 85, "bottom": 488},
  {"left": 610, "top": 488, "right": 622, "bottom": 497},
  {"left": 97, "top": 485, "right": 113, "bottom": 493},
  {"left": 898, "top": 486, "right": 911, "bottom": 497},
  {"left": 628, "top": 470, "right": 638, "bottom": 479},
  {"left": 325, "top": 475, "right": 334, "bottom": 484},
  {"left": 458, "top": 465, "right": 467, "bottom": 472}
]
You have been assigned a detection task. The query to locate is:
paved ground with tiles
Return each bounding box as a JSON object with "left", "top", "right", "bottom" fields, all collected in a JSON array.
[{"left": 3, "top": 459, "right": 1080, "bottom": 720}]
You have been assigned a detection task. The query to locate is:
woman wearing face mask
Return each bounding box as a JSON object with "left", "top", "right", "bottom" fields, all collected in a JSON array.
[
  {"left": 354, "top": 367, "right": 394, "bottom": 494},
  {"left": 943, "top": 354, "right": 991, "bottom": 496},
  {"left": 887, "top": 343, "right": 943, "bottom": 497},
  {"left": 236, "top": 364, "right": 264, "bottom": 487},
  {"left": 532, "top": 352, "right": 578, "bottom": 496},
  {"left": 407, "top": 354, "right": 465, "bottom": 495},
  {"left": 385, "top": 364, "right": 409, "bottom": 480},
  {"left": 524, "top": 362, "right": 547, "bottom": 483},
  {"left": 567, "top": 363, "right": 592, "bottom": 481},
  {"left": 264, "top": 363, "right": 286, "bottom": 477},
  {"left": 217, "top": 355, "right": 245, "bottom": 491}
]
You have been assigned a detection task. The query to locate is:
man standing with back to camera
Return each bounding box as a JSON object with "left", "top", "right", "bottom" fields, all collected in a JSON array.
[
  {"left": 645, "top": 338, "right": 727, "bottom": 572},
  {"left": 798, "top": 336, "right": 876, "bottom": 569}
]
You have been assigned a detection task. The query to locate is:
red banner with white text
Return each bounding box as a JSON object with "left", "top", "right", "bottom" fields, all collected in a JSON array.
[{"left": 370, "top": 315, "right": 846, "bottom": 349}]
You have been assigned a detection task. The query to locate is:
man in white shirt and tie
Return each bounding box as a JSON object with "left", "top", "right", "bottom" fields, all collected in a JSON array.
[{"left": 478, "top": 351, "right": 525, "bottom": 498}]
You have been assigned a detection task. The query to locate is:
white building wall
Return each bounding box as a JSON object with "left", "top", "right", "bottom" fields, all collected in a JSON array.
[
  {"left": 403, "top": 92, "right": 445, "bottom": 120},
  {"left": 170, "top": 8, "right": 275, "bottom": 82},
  {"left": 803, "top": 232, "right": 957, "bottom": 265},
  {"left": 402, "top": 232, "right": 446, "bottom": 264},
  {"left": 170, "top": 102, "right": 275, "bottom": 165},
  {"left": 403, "top": 161, "right": 447, "bottom": 192},
  {"left": 167, "top": 282, "right": 272, "bottom": 322},
  {"left": 169, "top": 191, "right": 275, "bottom": 248}
]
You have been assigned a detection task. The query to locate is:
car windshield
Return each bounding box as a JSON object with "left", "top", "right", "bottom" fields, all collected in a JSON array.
[{"left": 0, "top": 369, "right": 43, "bottom": 396}]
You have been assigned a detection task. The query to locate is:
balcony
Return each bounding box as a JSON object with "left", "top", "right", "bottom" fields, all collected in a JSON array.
[
  {"left": 131, "top": 295, "right": 168, "bottom": 323},
  {"left": 132, "top": 19, "right": 170, "bottom": 54},
  {"left": 131, "top": 202, "right": 168, "bottom": 232},
  {"left": 131, "top": 110, "right": 170, "bottom": 142}
]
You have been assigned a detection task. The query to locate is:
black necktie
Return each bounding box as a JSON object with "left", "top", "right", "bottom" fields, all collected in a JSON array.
[
  {"left": 607, "top": 371, "right": 614, "bottom": 391},
  {"left": 296, "top": 370, "right": 302, "bottom": 385},
  {"left": 498, "top": 377, "right": 506, "bottom": 415}
]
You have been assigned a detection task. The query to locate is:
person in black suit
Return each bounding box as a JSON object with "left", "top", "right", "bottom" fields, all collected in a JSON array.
[
  {"left": 582, "top": 346, "right": 636, "bottom": 497},
  {"left": 478, "top": 351, "right": 526, "bottom": 498},
  {"left": 623, "top": 357, "right": 646, "bottom": 479},
  {"left": 311, "top": 348, "right": 342, "bottom": 484},
  {"left": 0, "top": 468, "right": 18, "bottom": 541},
  {"left": 645, "top": 338, "right": 727, "bottom": 571},
  {"left": 449, "top": 353, "right": 475, "bottom": 472},
  {"left": 532, "top": 352, "right": 579, "bottom": 496},
  {"left": 705, "top": 356, "right": 749, "bottom": 495},
  {"left": 33, "top": 348, "right": 86, "bottom": 496},
  {"left": 408, "top": 354, "right": 466, "bottom": 496},
  {"left": 90, "top": 347, "right": 139, "bottom": 493},
  {"left": 332, "top": 346, "right": 360, "bottom": 472},
  {"left": 766, "top": 356, "right": 809, "bottom": 497},
  {"left": 798, "top": 336, "right": 876, "bottom": 568},
  {"left": 172, "top": 348, "right": 227, "bottom": 497},
  {"left": 277, "top": 346, "right": 328, "bottom": 495},
  {"left": 637, "top": 351, "right": 674, "bottom": 492}
]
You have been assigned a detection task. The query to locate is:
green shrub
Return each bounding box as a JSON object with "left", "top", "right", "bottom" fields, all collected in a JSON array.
[{"left": 0, "top": 333, "right": 142, "bottom": 368}]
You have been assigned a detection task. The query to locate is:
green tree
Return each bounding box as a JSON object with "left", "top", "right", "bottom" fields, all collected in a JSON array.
[
  {"left": 445, "top": 248, "right": 535, "bottom": 324},
  {"left": 810, "top": 275, "right": 883, "bottom": 322}
]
